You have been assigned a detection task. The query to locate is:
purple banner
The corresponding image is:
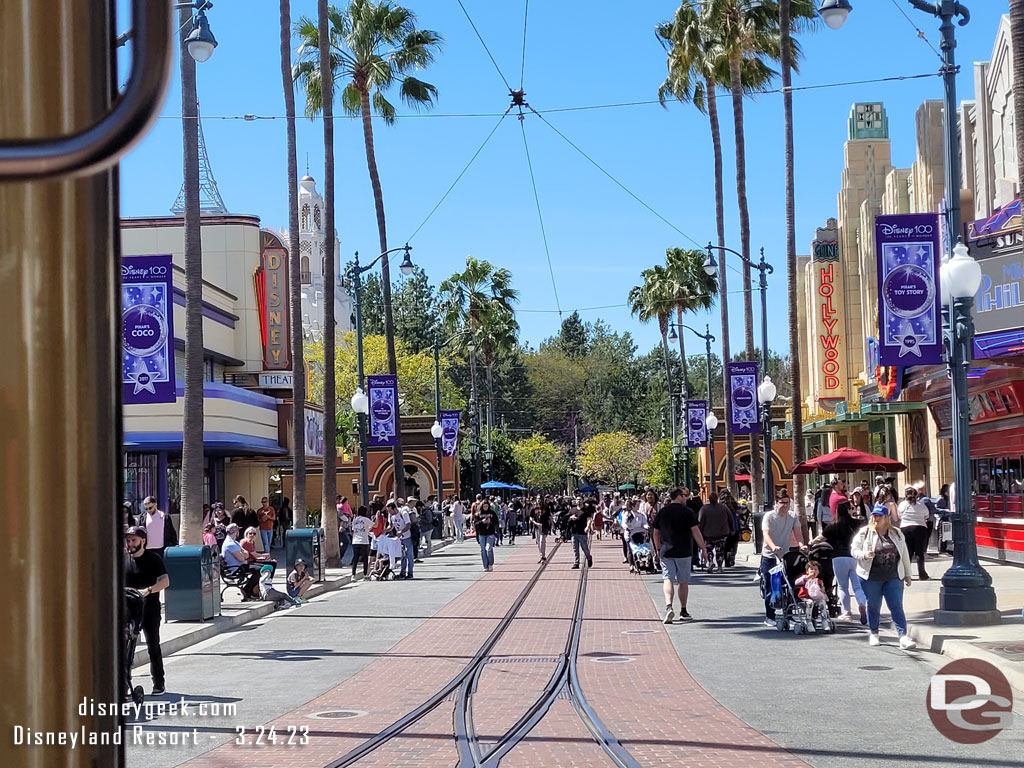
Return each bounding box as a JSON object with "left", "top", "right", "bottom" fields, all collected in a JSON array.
[
  {"left": 122, "top": 254, "right": 176, "bottom": 404},
  {"left": 875, "top": 213, "right": 943, "bottom": 365},
  {"left": 685, "top": 400, "right": 707, "bottom": 447},
  {"left": 367, "top": 374, "right": 398, "bottom": 447},
  {"left": 727, "top": 361, "right": 759, "bottom": 435},
  {"left": 441, "top": 409, "right": 461, "bottom": 457}
]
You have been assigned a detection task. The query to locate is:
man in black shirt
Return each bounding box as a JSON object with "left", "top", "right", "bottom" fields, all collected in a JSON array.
[
  {"left": 124, "top": 526, "right": 170, "bottom": 695},
  {"left": 568, "top": 501, "right": 593, "bottom": 569},
  {"left": 529, "top": 504, "right": 552, "bottom": 563},
  {"left": 652, "top": 488, "right": 707, "bottom": 623},
  {"left": 473, "top": 500, "right": 499, "bottom": 572}
]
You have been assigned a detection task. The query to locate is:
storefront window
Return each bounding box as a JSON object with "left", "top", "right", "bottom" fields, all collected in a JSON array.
[
  {"left": 867, "top": 419, "right": 894, "bottom": 459},
  {"left": 971, "top": 456, "right": 1024, "bottom": 517},
  {"left": 123, "top": 452, "right": 158, "bottom": 519}
]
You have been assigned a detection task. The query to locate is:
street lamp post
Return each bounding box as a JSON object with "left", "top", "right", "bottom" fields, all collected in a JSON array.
[
  {"left": 938, "top": 241, "right": 999, "bottom": 623},
  {"left": 346, "top": 245, "right": 415, "bottom": 508},
  {"left": 704, "top": 243, "right": 774, "bottom": 534},
  {"left": 678, "top": 323, "right": 718, "bottom": 494},
  {"left": 821, "top": 0, "right": 998, "bottom": 624},
  {"left": 758, "top": 376, "right": 778, "bottom": 508},
  {"left": 670, "top": 392, "right": 679, "bottom": 486},
  {"left": 468, "top": 339, "right": 481, "bottom": 496}
]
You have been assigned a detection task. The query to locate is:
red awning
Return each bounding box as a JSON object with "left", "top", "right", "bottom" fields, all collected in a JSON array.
[{"left": 789, "top": 446, "right": 906, "bottom": 475}]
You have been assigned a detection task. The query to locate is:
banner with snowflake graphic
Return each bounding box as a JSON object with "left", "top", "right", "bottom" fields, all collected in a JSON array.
[
  {"left": 875, "top": 213, "right": 942, "bottom": 366},
  {"left": 122, "top": 255, "right": 176, "bottom": 404}
]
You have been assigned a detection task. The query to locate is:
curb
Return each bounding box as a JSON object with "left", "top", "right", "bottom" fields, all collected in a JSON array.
[
  {"left": 907, "top": 623, "right": 1024, "bottom": 696},
  {"left": 133, "top": 537, "right": 458, "bottom": 669}
]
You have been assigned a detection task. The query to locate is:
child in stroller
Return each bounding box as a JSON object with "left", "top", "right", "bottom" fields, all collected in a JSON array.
[
  {"left": 628, "top": 530, "right": 657, "bottom": 574},
  {"left": 765, "top": 549, "right": 836, "bottom": 634},
  {"left": 794, "top": 561, "right": 833, "bottom": 633},
  {"left": 123, "top": 588, "right": 146, "bottom": 705}
]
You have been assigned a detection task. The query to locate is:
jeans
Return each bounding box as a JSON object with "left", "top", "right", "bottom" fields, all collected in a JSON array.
[
  {"left": 338, "top": 529, "right": 352, "bottom": 564},
  {"left": 832, "top": 556, "right": 866, "bottom": 614},
  {"left": 858, "top": 577, "right": 907, "bottom": 635},
  {"left": 421, "top": 525, "right": 432, "bottom": 556},
  {"left": 478, "top": 534, "right": 496, "bottom": 569},
  {"left": 455, "top": 518, "right": 465, "bottom": 542},
  {"left": 536, "top": 531, "right": 547, "bottom": 560},
  {"left": 400, "top": 537, "right": 415, "bottom": 577},
  {"left": 351, "top": 543, "right": 370, "bottom": 577},
  {"left": 260, "top": 529, "right": 273, "bottom": 554},
  {"left": 760, "top": 555, "right": 778, "bottom": 619},
  {"left": 411, "top": 523, "right": 421, "bottom": 559},
  {"left": 572, "top": 533, "right": 592, "bottom": 565}
]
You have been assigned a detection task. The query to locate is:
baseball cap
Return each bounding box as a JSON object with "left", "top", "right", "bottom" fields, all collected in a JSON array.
[
  {"left": 871, "top": 504, "right": 889, "bottom": 516},
  {"left": 294, "top": 558, "right": 305, "bottom": 566},
  {"left": 125, "top": 525, "right": 147, "bottom": 539}
]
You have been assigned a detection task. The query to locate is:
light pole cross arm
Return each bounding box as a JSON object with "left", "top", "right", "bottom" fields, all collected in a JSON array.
[{"left": 906, "top": 0, "right": 969, "bottom": 25}]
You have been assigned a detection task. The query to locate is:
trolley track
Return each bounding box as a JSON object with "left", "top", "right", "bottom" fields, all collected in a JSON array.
[{"left": 324, "top": 541, "right": 640, "bottom": 768}]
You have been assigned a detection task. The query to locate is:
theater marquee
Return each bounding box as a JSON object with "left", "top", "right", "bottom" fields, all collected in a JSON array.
[{"left": 256, "top": 230, "right": 291, "bottom": 371}]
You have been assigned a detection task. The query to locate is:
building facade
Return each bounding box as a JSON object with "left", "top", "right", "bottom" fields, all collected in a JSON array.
[{"left": 297, "top": 175, "right": 354, "bottom": 340}]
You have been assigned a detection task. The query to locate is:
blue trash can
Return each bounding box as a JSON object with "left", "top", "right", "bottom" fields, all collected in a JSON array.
[
  {"left": 285, "top": 528, "right": 323, "bottom": 582},
  {"left": 164, "top": 545, "right": 219, "bottom": 621}
]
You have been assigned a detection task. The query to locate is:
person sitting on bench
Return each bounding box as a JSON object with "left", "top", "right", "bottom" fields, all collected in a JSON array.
[{"left": 222, "top": 523, "right": 260, "bottom": 600}]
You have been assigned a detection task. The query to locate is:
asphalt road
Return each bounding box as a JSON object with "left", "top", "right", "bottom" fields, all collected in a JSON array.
[
  {"left": 126, "top": 537, "right": 509, "bottom": 768},
  {"left": 642, "top": 557, "right": 1024, "bottom": 768}
]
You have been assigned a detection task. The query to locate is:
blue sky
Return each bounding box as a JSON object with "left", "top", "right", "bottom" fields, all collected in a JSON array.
[{"left": 119, "top": 1, "right": 1010, "bottom": 357}]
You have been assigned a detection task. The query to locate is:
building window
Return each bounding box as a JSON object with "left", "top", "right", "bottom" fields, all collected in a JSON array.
[
  {"left": 124, "top": 452, "right": 158, "bottom": 519},
  {"left": 314, "top": 206, "right": 321, "bottom": 230},
  {"left": 301, "top": 203, "right": 310, "bottom": 231}
]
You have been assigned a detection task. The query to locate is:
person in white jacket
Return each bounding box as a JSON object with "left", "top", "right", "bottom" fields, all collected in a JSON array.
[{"left": 852, "top": 505, "right": 917, "bottom": 650}]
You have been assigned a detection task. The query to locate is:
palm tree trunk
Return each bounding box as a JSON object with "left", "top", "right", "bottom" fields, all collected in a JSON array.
[
  {"left": 1012, "top": 0, "right": 1024, "bottom": 199},
  {"left": 319, "top": 0, "right": 340, "bottom": 565},
  {"left": 706, "top": 79, "right": 735, "bottom": 497},
  {"left": 780, "top": 0, "right": 805, "bottom": 537},
  {"left": 281, "top": 0, "right": 306, "bottom": 523},
  {"left": 729, "top": 51, "right": 761, "bottom": 514},
  {"left": 486, "top": 361, "right": 495, "bottom": 475},
  {"left": 675, "top": 305, "right": 689, "bottom": 488},
  {"left": 180, "top": 6, "right": 205, "bottom": 546},
  {"left": 359, "top": 88, "right": 406, "bottom": 498}
]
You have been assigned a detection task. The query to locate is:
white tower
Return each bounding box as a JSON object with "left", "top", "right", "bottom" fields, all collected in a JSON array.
[{"left": 298, "top": 175, "right": 354, "bottom": 339}]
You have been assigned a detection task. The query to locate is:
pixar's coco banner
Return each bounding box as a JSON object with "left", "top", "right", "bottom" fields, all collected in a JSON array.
[
  {"left": 727, "top": 361, "right": 759, "bottom": 435},
  {"left": 875, "top": 213, "right": 943, "bottom": 365},
  {"left": 122, "top": 255, "right": 176, "bottom": 405},
  {"left": 367, "top": 374, "right": 399, "bottom": 448}
]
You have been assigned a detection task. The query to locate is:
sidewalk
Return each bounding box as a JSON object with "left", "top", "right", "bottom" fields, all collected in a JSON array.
[
  {"left": 133, "top": 536, "right": 457, "bottom": 669},
  {"left": 738, "top": 542, "right": 1024, "bottom": 693}
]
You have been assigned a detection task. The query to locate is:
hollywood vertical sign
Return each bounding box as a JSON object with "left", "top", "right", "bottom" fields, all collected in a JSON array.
[{"left": 813, "top": 238, "right": 847, "bottom": 402}]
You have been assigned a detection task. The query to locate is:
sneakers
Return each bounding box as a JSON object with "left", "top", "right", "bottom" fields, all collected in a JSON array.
[
  {"left": 899, "top": 635, "right": 917, "bottom": 650},
  {"left": 679, "top": 609, "right": 693, "bottom": 622},
  {"left": 868, "top": 633, "right": 880, "bottom": 647},
  {"left": 152, "top": 684, "right": 165, "bottom": 695},
  {"left": 663, "top": 607, "right": 675, "bottom": 624},
  {"left": 571, "top": 564, "right": 580, "bottom": 569},
  {"left": 836, "top": 613, "right": 852, "bottom": 621},
  {"left": 763, "top": 619, "right": 776, "bottom": 628},
  {"left": 587, "top": 557, "right": 593, "bottom": 568},
  {"left": 859, "top": 604, "right": 868, "bottom": 625}
]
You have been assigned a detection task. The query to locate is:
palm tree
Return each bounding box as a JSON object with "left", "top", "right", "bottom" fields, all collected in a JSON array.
[
  {"left": 438, "top": 257, "right": 519, "bottom": 493},
  {"left": 1012, "top": 1, "right": 1024, "bottom": 198},
  {"left": 179, "top": 5, "right": 204, "bottom": 544},
  {"left": 280, "top": 0, "right": 306, "bottom": 522},
  {"left": 477, "top": 305, "right": 519, "bottom": 469},
  {"left": 657, "top": 2, "right": 772, "bottom": 496},
  {"left": 629, "top": 266, "right": 677, "bottom": 434},
  {"left": 294, "top": 0, "right": 443, "bottom": 497},
  {"left": 314, "top": 0, "right": 340, "bottom": 564}
]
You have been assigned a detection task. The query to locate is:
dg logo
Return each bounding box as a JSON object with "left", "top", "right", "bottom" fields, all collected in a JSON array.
[{"left": 927, "top": 659, "right": 1014, "bottom": 743}]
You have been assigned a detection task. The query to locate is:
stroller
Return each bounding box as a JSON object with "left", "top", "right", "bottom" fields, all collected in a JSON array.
[
  {"left": 628, "top": 531, "right": 658, "bottom": 574},
  {"left": 762, "top": 549, "right": 836, "bottom": 635},
  {"left": 123, "top": 588, "right": 146, "bottom": 705},
  {"left": 807, "top": 540, "right": 841, "bottom": 619}
]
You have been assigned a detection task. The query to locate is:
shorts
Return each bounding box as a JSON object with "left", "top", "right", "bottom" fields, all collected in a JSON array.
[
  {"left": 660, "top": 556, "right": 692, "bottom": 584},
  {"left": 287, "top": 585, "right": 300, "bottom": 598}
]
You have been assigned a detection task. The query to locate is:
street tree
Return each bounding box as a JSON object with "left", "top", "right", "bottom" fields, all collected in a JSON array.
[
  {"left": 512, "top": 434, "right": 569, "bottom": 491},
  {"left": 557, "top": 311, "right": 589, "bottom": 358},
  {"left": 578, "top": 431, "right": 646, "bottom": 489},
  {"left": 478, "top": 304, "right": 519, "bottom": 457},
  {"left": 280, "top": 0, "right": 307, "bottom": 522},
  {"left": 628, "top": 264, "right": 677, "bottom": 408},
  {"left": 294, "top": 0, "right": 444, "bottom": 497},
  {"left": 642, "top": 438, "right": 675, "bottom": 488},
  {"left": 392, "top": 266, "right": 440, "bottom": 353}
]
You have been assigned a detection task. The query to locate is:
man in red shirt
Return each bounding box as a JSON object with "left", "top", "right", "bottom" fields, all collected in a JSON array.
[{"left": 828, "top": 477, "right": 848, "bottom": 522}]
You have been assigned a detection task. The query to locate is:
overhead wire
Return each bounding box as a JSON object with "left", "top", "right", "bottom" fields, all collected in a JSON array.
[
  {"left": 455, "top": 0, "right": 514, "bottom": 93},
  {"left": 888, "top": 0, "right": 943, "bottom": 61},
  {"left": 405, "top": 106, "right": 514, "bottom": 243},
  {"left": 519, "top": 0, "right": 530, "bottom": 89},
  {"left": 519, "top": 114, "right": 563, "bottom": 318}
]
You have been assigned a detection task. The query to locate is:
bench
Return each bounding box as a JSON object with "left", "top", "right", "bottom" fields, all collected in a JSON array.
[{"left": 219, "top": 558, "right": 251, "bottom": 600}]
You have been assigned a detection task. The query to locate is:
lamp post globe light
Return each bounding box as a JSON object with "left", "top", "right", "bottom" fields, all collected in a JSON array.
[
  {"left": 818, "top": 0, "right": 852, "bottom": 30},
  {"left": 430, "top": 421, "right": 443, "bottom": 439},
  {"left": 183, "top": 4, "right": 217, "bottom": 62},
  {"left": 706, "top": 412, "right": 719, "bottom": 431},
  {"left": 825, "top": 2, "right": 997, "bottom": 623},
  {"left": 758, "top": 376, "right": 777, "bottom": 524}
]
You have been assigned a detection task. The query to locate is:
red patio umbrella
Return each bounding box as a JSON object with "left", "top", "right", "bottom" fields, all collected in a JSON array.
[{"left": 788, "top": 446, "right": 906, "bottom": 475}]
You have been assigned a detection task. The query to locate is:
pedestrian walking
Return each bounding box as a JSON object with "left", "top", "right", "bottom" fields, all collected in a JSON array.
[
  {"left": 568, "top": 501, "right": 594, "bottom": 569},
  {"left": 623, "top": 501, "right": 648, "bottom": 572},
  {"left": 350, "top": 506, "right": 372, "bottom": 578},
  {"left": 529, "top": 503, "right": 552, "bottom": 562},
  {"left": 852, "top": 505, "right": 916, "bottom": 649},
  {"left": 139, "top": 496, "right": 176, "bottom": 560},
  {"left": 388, "top": 500, "right": 414, "bottom": 579},
  {"left": 897, "top": 485, "right": 931, "bottom": 580},
  {"left": 336, "top": 495, "right": 353, "bottom": 564},
  {"left": 812, "top": 500, "right": 867, "bottom": 623},
  {"left": 474, "top": 499, "right": 499, "bottom": 571},
  {"left": 420, "top": 499, "right": 434, "bottom": 557},
  {"left": 442, "top": 495, "right": 455, "bottom": 539},
  {"left": 652, "top": 488, "right": 707, "bottom": 623},
  {"left": 452, "top": 497, "right": 466, "bottom": 542},
  {"left": 124, "top": 526, "right": 170, "bottom": 695},
  {"left": 698, "top": 492, "right": 734, "bottom": 572},
  {"left": 257, "top": 496, "right": 276, "bottom": 555},
  {"left": 759, "top": 495, "right": 808, "bottom": 626}
]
